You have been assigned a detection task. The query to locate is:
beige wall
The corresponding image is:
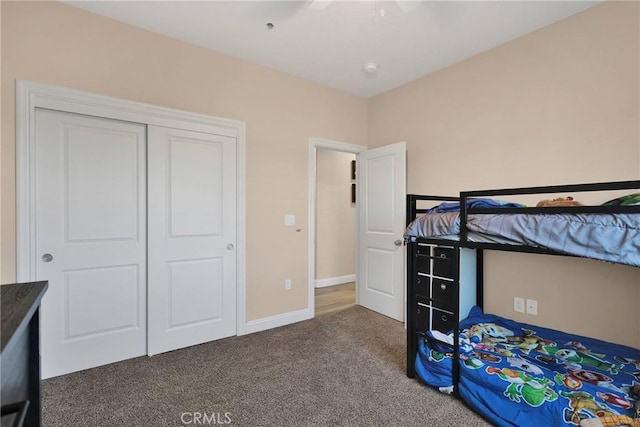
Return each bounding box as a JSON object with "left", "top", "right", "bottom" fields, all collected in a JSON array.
[
  {"left": 3, "top": 1, "right": 640, "bottom": 345},
  {"left": 369, "top": 1, "right": 640, "bottom": 347},
  {"left": 0, "top": 1, "right": 368, "bottom": 320},
  {"left": 315, "top": 149, "right": 356, "bottom": 281}
]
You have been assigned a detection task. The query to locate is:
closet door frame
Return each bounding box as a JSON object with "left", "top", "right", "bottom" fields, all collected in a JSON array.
[{"left": 15, "top": 80, "right": 249, "bottom": 337}]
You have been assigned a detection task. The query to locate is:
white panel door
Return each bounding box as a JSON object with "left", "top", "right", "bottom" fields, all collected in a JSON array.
[
  {"left": 35, "top": 109, "right": 147, "bottom": 378},
  {"left": 357, "top": 142, "right": 406, "bottom": 321},
  {"left": 147, "top": 126, "right": 237, "bottom": 355}
]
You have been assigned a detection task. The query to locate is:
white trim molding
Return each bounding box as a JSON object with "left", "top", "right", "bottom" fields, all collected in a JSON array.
[
  {"left": 315, "top": 274, "right": 356, "bottom": 288},
  {"left": 308, "top": 137, "right": 367, "bottom": 318},
  {"left": 16, "top": 80, "right": 248, "bottom": 337},
  {"left": 243, "top": 308, "right": 312, "bottom": 335}
]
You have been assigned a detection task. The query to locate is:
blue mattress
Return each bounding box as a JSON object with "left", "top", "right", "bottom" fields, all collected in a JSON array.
[
  {"left": 415, "top": 307, "right": 640, "bottom": 427},
  {"left": 404, "top": 212, "right": 640, "bottom": 267}
]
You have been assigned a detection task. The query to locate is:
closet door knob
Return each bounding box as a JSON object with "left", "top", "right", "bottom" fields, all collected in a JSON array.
[
  {"left": 42, "top": 253, "right": 54, "bottom": 263},
  {"left": 227, "top": 244, "right": 234, "bottom": 250},
  {"left": 394, "top": 239, "right": 402, "bottom": 247}
]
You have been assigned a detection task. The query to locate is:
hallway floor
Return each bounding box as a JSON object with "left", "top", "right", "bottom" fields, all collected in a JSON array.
[{"left": 314, "top": 282, "right": 355, "bottom": 316}]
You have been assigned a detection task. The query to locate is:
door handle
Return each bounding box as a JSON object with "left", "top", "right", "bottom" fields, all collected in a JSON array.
[
  {"left": 394, "top": 239, "right": 402, "bottom": 247},
  {"left": 41, "top": 253, "right": 54, "bottom": 263},
  {"left": 227, "top": 244, "right": 234, "bottom": 250}
]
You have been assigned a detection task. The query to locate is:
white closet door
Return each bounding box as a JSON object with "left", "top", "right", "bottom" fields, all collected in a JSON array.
[
  {"left": 36, "top": 109, "right": 147, "bottom": 378},
  {"left": 147, "top": 125, "right": 237, "bottom": 355}
]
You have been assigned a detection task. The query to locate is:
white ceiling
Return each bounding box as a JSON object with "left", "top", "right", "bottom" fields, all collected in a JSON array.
[{"left": 65, "top": 1, "right": 600, "bottom": 99}]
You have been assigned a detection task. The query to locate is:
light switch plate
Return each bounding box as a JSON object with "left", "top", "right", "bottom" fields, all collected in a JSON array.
[
  {"left": 284, "top": 215, "right": 295, "bottom": 226},
  {"left": 526, "top": 299, "right": 538, "bottom": 315},
  {"left": 514, "top": 297, "right": 525, "bottom": 313}
]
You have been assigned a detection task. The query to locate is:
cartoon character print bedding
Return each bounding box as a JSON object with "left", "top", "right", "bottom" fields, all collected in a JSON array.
[{"left": 415, "top": 307, "right": 640, "bottom": 427}]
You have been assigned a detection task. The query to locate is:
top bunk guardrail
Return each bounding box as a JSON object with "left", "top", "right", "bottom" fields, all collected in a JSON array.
[
  {"left": 406, "top": 194, "right": 459, "bottom": 226},
  {"left": 457, "top": 179, "right": 640, "bottom": 263}
]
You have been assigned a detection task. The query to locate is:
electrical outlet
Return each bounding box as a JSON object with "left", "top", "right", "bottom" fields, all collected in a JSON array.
[
  {"left": 526, "top": 299, "right": 538, "bottom": 315},
  {"left": 285, "top": 279, "right": 291, "bottom": 291},
  {"left": 514, "top": 297, "right": 525, "bottom": 313}
]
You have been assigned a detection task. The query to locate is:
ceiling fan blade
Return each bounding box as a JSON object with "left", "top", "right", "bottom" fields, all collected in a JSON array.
[
  {"left": 396, "top": 0, "right": 421, "bottom": 13},
  {"left": 308, "top": 0, "right": 332, "bottom": 10}
]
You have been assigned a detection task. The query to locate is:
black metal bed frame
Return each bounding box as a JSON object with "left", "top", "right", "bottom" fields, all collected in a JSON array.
[{"left": 405, "top": 179, "right": 640, "bottom": 394}]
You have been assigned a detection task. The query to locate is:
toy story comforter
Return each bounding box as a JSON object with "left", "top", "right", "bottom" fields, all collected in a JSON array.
[{"left": 415, "top": 307, "right": 640, "bottom": 427}]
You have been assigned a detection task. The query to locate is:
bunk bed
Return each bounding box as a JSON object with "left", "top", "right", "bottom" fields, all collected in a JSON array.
[{"left": 405, "top": 180, "right": 640, "bottom": 427}]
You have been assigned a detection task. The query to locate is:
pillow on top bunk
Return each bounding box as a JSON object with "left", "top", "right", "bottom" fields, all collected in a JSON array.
[{"left": 601, "top": 193, "right": 640, "bottom": 206}]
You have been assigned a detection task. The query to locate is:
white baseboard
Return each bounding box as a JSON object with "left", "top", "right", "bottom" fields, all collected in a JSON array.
[
  {"left": 241, "top": 308, "right": 312, "bottom": 335},
  {"left": 314, "top": 274, "right": 355, "bottom": 288}
]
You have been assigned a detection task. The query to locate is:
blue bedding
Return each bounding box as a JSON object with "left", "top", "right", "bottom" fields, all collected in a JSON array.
[
  {"left": 426, "top": 198, "right": 525, "bottom": 213},
  {"left": 404, "top": 212, "right": 640, "bottom": 267},
  {"left": 415, "top": 307, "right": 640, "bottom": 426},
  {"left": 467, "top": 213, "right": 640, "bottom": 268}
]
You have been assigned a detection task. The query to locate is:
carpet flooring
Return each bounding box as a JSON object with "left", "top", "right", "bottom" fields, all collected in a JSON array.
[{"left": 42, "top": 306, "right": 491, "bottom": 426}]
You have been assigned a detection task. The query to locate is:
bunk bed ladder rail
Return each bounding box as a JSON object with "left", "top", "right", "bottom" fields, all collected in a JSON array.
[
  {"left": 406, "top": 235, "right": 418, "bottom": 378},
  {"left": 452, "top": 248, "right": 461, "bottom": 396},
  {"left": 405, "top": 194, "right": 464, "bottom": 383}
]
